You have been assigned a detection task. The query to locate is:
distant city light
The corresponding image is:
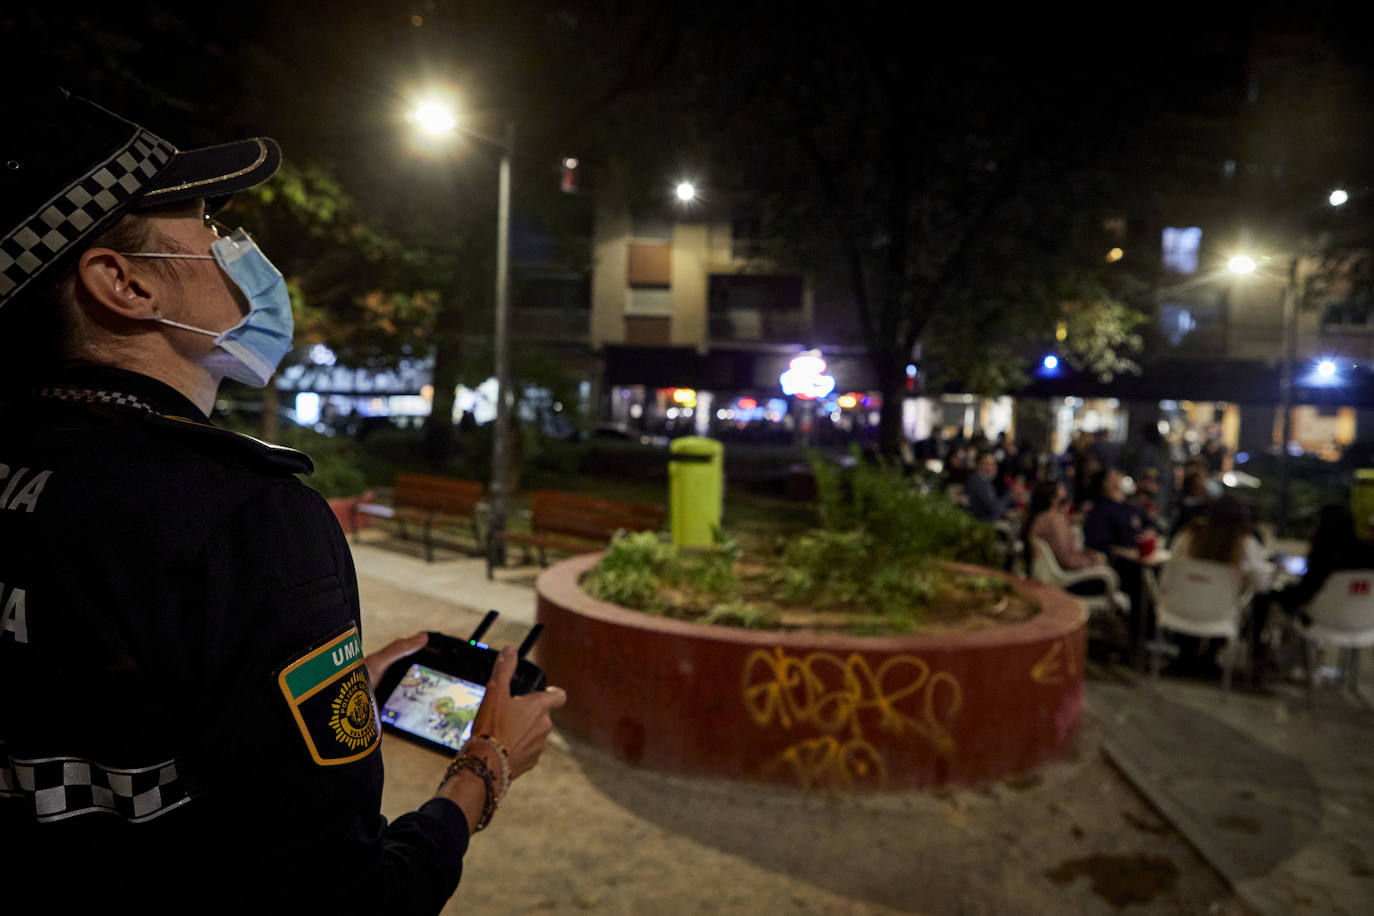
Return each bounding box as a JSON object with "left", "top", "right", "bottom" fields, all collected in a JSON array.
[
  {"left": 1227, "top": 255, "right": 1257, "bottom": 275},
  {"left": 563, "top": 157, "right": 579, "bottom": 169},
  {"left": 905, "top": 363, "right": 918, "bottom": 378},
  {"left": 671, "top": 387, "right": 697, "bottom": 406},
  {"left": 1042, "top": 355, "right": 1059, "bottom": 370},
  {"left": 779, "top": 349, "right": 836, "bottom": 400},
  {"left": 295, "top": 392, "right": 321, "bottom": 425},
  {"left": 1106, "top": 247, "right": 1124, "bottom": 262},
  {"left": 1329, "top": 189, "right": 1349, "bottom": 207},
  {"left": 309, "top": 343, "right": 337, "bottom": 366},
  {"left": 1316, "top": 359, "right": 1337, "bottom": 378},
  {"left": 838, "top": 394, "right": 859, "bottom": 409},
  {"left": 412, "top": 103, "right": 457, "bottom": 135},
  {"left": 1056, "top": 322, "right": 1067, "bottom": 341},
  {"left": 737, "top": 397, "right": 758, "bottom": 410},
  {"left": 675, "top": 181, "right": 697, "bottom": 202}
]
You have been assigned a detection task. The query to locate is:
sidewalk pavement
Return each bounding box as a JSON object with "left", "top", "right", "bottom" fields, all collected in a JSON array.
[
  {"left": 347, "top": 534, "right": 1367, "bottom": 913},
  {"left": 1088, "top": 663, "right": 1374, "bottom": 916},
  {"left": 349, "top": 532, "right": 540, "bottom": 626}
]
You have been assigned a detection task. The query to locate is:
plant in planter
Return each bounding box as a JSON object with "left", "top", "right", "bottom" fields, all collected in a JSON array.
[{"left": 583, "top": 454, "right": 1033, "bottom": 635}]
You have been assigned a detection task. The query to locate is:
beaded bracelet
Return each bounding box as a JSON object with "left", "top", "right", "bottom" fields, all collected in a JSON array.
[
  {"left": 440, "top": 753, "right": 499, "bottom": 832},
  {"left": 467, "top": 734, "right": 511, "bottom": 798}
]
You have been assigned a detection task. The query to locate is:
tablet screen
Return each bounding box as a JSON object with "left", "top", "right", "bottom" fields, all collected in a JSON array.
[{"left": 379, "top": 662, "right": 485, "bottom": 752}]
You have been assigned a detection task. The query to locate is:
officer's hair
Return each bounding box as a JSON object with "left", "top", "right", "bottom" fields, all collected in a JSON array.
[{"left": 0, "top": 214, "right": 180, "bottom": 393}]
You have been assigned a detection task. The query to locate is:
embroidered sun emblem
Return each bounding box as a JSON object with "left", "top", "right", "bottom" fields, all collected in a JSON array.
[{"left": 329, "top": 670, "right": 378, "bottom": 750}]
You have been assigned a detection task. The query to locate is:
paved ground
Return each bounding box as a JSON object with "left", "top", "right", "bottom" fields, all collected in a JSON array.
[
  {"left": 1089, "top": 664, "right": 1374, "bottom": 916},
  {"left": 352, "top": 536, "right": 1262, "bottom": 914}
]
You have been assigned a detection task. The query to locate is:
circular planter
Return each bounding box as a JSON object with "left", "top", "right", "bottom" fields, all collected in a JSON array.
[{"left": 536, "top": 553, "right": 1087, "bottom": 792}]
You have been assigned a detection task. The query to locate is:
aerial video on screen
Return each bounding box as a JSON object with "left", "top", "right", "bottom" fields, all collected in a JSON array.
[{"left": 379, "top": 662, "right": 485, "bottom": 751}]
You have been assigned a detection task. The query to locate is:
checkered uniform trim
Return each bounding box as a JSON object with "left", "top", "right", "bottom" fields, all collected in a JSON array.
[
  {"left": 38, "top": 386, "right": 155, "bottom": 413},
  {"left": 0, "top": 744, "right": 199, "bottom": 824},
  {"left": 0, "top": 127, "right": 177, "bottom": 306}
]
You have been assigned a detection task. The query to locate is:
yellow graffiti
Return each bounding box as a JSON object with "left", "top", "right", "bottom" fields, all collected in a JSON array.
[
  {"left": 1030, "top": 635, "right": 1084, "bottom": 686},
  {"left": 741, "top": 648, "right": 963, "bottom": 790},
  {"left": 761, "top": 736, "right": 887, "bottom": 791}
]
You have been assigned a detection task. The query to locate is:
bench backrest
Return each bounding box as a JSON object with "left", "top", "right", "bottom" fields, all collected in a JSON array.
[
  {"left": 530, "top": 490, "right": 665, "bottom": 543},
  {"left": 393, "top": 473, "right": 483, "bottom": 515}
]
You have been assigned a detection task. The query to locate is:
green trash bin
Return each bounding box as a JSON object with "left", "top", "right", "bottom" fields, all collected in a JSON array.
[
  {"left": 669, "top": 437, "right": 724, "bottom": 547},
  {"left": 1354, "top": 469, "right": 1374, "bottom": 540}
]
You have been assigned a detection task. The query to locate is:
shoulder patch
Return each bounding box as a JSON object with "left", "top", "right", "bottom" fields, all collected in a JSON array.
[
  {"left": 277, "top": 627, "right": 380, "bottom": 766},
  {"left": 143, "top": 412, "right": 314, "bottom": 475}
]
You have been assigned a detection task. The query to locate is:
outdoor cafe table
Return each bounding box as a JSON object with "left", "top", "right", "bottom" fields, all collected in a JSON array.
[{"left": 1109, "top": 545, "right": 1173, "bottom": 668}]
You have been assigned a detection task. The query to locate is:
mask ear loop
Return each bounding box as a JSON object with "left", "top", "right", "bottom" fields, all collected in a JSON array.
[{"left": 119, "top": 253, "right": 221, "bottom": 335}]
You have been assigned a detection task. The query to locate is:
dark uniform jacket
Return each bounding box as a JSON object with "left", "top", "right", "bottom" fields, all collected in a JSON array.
[{"left": 0, "top": 365, "right": 468, "bottom": 914}]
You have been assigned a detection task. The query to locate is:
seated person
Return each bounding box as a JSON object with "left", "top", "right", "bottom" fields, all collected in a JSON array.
[
  {"left": 1172, "top": 495, "right": 1272, "bottom": 593},
  {"left": 1275, "top": 504, "right": 1374, "bottom": 613},
  {"left": 1130, "top": 467, "right": 1163, "bottom": 528},
  {"left": 1247, "top": 504, "right": 1374, "bottom": 678},
  {"left": 1083, "top": 468, "right": 1158, "bottom": 647},
  {"left": 1023, "top": 481, "right": 1108, "bottom": 593},
  {"left": 1172, "top": 495, "right": 1272, "bottom": 676},
  {"left": 1083, "top": 468, "right": 1154, "bottom": 554},
  {"left": 966, "top": 450, "right": 1014, "bottom": 522},
  {"left": 1168, "top": 467, "right": 1211, "bottom": 544}
]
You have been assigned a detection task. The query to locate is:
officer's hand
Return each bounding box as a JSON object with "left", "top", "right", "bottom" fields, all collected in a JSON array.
[
  {"left": 364, "top": 632, "right": 429, "bottom": 686},
  {"left": 470, "top": 646, "right": 567, "bottom": 780}
]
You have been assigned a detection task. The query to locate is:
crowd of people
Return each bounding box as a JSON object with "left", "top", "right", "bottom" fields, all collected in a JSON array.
[{"left": 937, "top": 424, "right": 1374, "bottom": 682}]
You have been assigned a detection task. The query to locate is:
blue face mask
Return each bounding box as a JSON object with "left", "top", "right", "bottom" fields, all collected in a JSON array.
[{"left": 126, "top": 228, "right": 294, "bottom": 387}]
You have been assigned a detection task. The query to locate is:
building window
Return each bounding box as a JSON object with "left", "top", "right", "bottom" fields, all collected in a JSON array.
[
  {"left": 708, "top": 274, "right": 802, "bottom": 312},
  {"left": 514, "top": 272, "right": 590, "bottom": 310},
  {"left": 627, "top": 242, "right": 671, "bottom": 287},
  {"left": 1161, "top": 227, "right": 1202, "bottom": 274},
  {"left": 628, "top": 287, "right": 673, "bottom": 315},
  {"left": 731, "top": 215, "right": 766, "bottom": 260}
]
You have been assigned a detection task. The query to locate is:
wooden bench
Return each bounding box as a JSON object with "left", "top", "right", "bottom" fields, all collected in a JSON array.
[
  {"left": 487, "top": 490, "right": 666, "bottom": 578},
  {"left": 352, "top": 473, "right": 485, "bottom": 562}
]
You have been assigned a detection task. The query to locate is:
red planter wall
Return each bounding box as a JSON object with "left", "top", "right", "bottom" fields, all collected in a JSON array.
[{"left": 536, "top": 554, "right": 1087, "bottom": 791}]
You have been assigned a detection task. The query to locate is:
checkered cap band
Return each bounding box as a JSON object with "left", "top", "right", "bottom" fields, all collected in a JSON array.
[
  {"left": 38, "top": 385, "right": 155, "bottom": 413},
  {"left": 0, "top": 744, "right": 198, "bottom": 823},
  {"left": 0, "top": 128, "right": 177, "bottom": 306}
]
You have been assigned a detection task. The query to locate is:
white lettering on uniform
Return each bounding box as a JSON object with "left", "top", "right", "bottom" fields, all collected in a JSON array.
[
  {"left": 0, "top": 465, "right": 23, "bottom": 507},
  {"left": 6, "top": 470, "right": 51, "bottom": 513},
  {"left": 1, "top": 583, "right": 27, "bottom": 644},
  {"left": 331, "top": 641, "right": 359, "bottom": 666}
]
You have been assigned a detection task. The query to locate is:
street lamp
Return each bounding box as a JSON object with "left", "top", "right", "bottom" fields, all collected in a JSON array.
[
  {"left": 409, "top": 99, "right": 516, "bottom": 564},
  {"left": 1229, "top": 249, "right": 1300, "bottom": 533},
  {"left": 1329, "top": 188, "right": 1349, "bottom": 207},
  {"left": 675, "top": 181, "right": 697, "bottom": 203}
]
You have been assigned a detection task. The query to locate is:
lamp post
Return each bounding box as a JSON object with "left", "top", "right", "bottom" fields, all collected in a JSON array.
[
  {"left": 1276, "top": 256, "right": 1298, "bottom": 537},
  {"left": 411, "top": 101, "right": 515, "bottom": 563},
  {"left": 489, "top": 123, "right": 514, "bottom": 566},
  {"left": 1229, "top": 188, "right": 1353, "bottom": 535}
]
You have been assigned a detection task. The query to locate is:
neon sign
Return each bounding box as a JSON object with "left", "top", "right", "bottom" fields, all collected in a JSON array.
[{"left": 779, "top": 349, "right": 836, "bottom": 400}]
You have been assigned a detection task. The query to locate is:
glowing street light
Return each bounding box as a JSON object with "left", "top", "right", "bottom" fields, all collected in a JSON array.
[
  {"left": 1316, "top": 359, "right": 1337, "bottom": 379},
  {"left": 1227, "top": 255, "right": 1257, "bottom": 275},
  {"left": 675, "top": 181, "right": 697, "bottom": 202},
  {"left": 412, "top": 102, "right": 457, "bottom": 135},
  {"left": 408, "top": 95, "right": 515, "bottom": 563},
  {"left": 1042, "top": 354, "right": 1059, "bottom": 370},
  {"left": 1329, "top": 189, "right": 1349, "bottom": 207}
]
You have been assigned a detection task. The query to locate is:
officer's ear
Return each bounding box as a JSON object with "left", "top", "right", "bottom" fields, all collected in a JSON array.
[{"left": 75, "top": 248, "right": 158, "bottom": 322}]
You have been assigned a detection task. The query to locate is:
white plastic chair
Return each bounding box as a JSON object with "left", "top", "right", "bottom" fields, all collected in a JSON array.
[
  {"left": 1146, "top": 557, "right": 1252, "bottom": 692},
  {"left": 1295, "top": 570, "right": 1374, "bottom": 704},
  {"left": 1029, "top": 537, "right": 1130, "bottom": 618}
]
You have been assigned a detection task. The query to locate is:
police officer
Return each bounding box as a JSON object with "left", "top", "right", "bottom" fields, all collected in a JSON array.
[{"left": 0, "top": 88, "right": 565, "bottom": 912}]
